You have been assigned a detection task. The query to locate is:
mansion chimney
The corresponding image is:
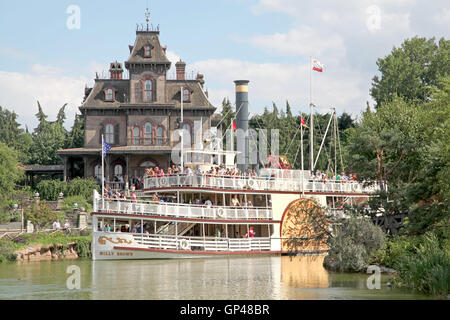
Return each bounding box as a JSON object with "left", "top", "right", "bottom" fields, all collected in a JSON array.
[
  {"left": 110, "top": 62, "right": 123, "bottom": 79},
  {"left": 176, "top": 60, "right": 186, "bottom": 80},
  {"left": 234, "top": 80, "right": 250, "bottom": 172}
]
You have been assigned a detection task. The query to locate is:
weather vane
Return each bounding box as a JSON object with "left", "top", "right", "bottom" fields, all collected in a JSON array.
[{"left": 145, "top": 7, "right": 150, "bottom": 30}]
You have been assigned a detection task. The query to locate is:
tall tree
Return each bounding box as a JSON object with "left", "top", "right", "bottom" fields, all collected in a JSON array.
[
  {"left": 371, "top": 37, "right": 449, "bottom": 107},
  {"left": 30, "top": 102, "right": 67, "bottom": 165},
  {"left": 66, "top": 113, "right": 85, "bottom": 149}
]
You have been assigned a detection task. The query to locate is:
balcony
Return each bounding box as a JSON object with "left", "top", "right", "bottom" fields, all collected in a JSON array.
[{"left": 127, "top": 137, "right": 169, "bottom": 146}]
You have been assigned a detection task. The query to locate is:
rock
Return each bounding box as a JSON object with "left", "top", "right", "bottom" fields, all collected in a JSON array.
[{"left": 380, "top": 266, "right": 397, "bottom": 274}]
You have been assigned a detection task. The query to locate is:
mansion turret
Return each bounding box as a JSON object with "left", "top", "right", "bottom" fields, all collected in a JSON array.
[{"left": 58, "top": 25, "right": 219, "bottom": 185}]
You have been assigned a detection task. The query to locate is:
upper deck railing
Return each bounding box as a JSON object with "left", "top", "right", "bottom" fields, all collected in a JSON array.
[
  {"left": 143, "top": 174, "right": 379, "bottom": 194},
  {"left": 93, "top": 197, "right": 273, "bottom": 221}
]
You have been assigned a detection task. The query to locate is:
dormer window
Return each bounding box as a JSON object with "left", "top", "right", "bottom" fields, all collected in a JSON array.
[
  {"left": 105, "top": 88, "right": 114, "bottom": 101},
  {"left": 183, "top": 88, "right": 190, "bottom": 102},
  {"left": 144, "top": 45, "right": 151, "bottom": 57}
]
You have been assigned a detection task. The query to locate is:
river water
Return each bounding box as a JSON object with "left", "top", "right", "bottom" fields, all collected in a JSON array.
[{"left": 0, "top": 256, "right": 435, "bottom": 300}]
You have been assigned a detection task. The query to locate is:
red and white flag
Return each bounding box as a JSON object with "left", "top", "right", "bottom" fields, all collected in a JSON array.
[
  {"left": 300, "top": 116, "right": 308, "bottom": 128},
  {"left": 312, "top": 59, "right": 324, "bottom": 72}
]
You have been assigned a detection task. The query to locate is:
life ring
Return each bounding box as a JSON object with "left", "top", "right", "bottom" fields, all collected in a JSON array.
[
  {"left": 179, "top": 239, "right": 190, "bottom": 250},
  {"left": 159, "top": 176, "right": 168, "bottom": 187},
  {"left": 216, "top": 207, "right": 225, "bottom": 218},
  {"left": 247, "top": 178, "right": 256, "bottom": 189}
]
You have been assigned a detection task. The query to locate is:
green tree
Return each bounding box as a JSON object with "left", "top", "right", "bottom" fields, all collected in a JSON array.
[
  {"left": 0, "top": 106, "right": 32, "bottom": 164},
  {"left": 371, "top": 37, "right": 449, "bottom": 108},
  {"left": 24, "top": 201, "right": 63, "bottom": 231},
  {"left": 29, "top": 102, "right": 67, "bottom": 165},
  {"left": 0, "top": 143, "right": 24, "bottom": 196},
  {"left": 66, "top": 113, "right": 84, "bottom": 149}
]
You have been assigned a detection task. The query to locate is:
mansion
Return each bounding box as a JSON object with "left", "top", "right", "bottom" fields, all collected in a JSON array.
[{"left": 57, "top": 24, "right": 220, "bottom": 186}]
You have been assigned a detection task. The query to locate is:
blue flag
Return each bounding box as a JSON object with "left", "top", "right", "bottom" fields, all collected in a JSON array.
[{"left": 102, "top": 140, "right": 112, "bottom": 157}]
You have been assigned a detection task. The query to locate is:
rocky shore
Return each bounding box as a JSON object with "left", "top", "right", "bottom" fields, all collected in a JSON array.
[{"left": 13, "top": 242, "right": 79, "bottom": 262}]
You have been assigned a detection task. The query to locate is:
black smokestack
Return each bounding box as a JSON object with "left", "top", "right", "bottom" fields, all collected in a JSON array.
[{"left": 234, "top": 80, "right": 249, "bottom": 172}]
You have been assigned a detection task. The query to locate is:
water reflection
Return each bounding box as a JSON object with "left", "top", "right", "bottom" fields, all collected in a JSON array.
[
  {"left": 91, "top": 257, "right": 282, "bottom": 300},
  {"left": 0, "top": 256, "right": 436, "bottom": 300},
  {"left": 281, "top": 255, "right": 329, "bottom": 289}
]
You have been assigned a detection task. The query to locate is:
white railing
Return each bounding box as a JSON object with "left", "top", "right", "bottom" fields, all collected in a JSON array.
[
  {"left": 143, "top": 174, "right": 379, "bottom": 194},
  {"left": 94, "top": 198, "right": 273, "bottom": 220},
  {"left": 131, "top": 233, "right": 272, "bottom": 252}
]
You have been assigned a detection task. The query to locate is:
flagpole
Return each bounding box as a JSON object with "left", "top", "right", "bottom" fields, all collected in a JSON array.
[
  {"left": 310, "top": 56, "right": 314, "bottom": 174},
  {"left": 301, "top": 119, "right": 305, "bottom": 196},
  {"left": 180, "top": 86, "right": 184, "bottom": 171},
  {"left": 101, "top": 134, "right": 105, "bottom": 206}
]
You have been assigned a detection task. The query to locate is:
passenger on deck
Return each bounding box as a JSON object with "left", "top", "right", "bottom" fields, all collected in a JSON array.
[{"left": 231, "top": 195, "right": 240, "bottom": 207}]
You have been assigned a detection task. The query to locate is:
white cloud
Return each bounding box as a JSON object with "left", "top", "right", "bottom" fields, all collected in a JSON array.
[
  {"left": 192, "top": 58, "right": 368, "bottom": 117},
  {"left": 249, "top": 27, "right": 346, "bottom": 62},
  {"left": 0, "top": 66, "right": 88, "bottom": 131},
  {"left": 434, "top": 8, "right": 450, "bottom": 25}
]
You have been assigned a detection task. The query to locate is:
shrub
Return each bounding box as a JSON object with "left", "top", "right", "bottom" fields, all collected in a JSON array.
[
  {"left": 61, "top": 195, "right": 92, "bottom": 213},
  {"left": 394, "top": 233, "right": 449, "bottom": 295},
  {"left": 324, "top": 215, "right": 386, "bottom": 272},
  {"left": 0, "top": 239, "right": 17, "bottom": 262},
  {"left": 35, "top": 179, "right": 67, "bottom": 201},
  {"left": 66, "top": 178, "right": 99, "bottom": 200}
]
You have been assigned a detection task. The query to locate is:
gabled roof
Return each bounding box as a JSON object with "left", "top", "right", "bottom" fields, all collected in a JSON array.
[
  {"left": 126, "top": 31, "right": 170, "bottom": 66},
  {"left": 166, "top": 80, "right": 216, "bottom": 111},
  {"left": 81, "top": 79, "right": 130, "bottom": 109}
]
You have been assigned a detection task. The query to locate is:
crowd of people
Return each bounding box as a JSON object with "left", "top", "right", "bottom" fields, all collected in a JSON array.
[
  {"left": 143, "top": 164, "right": 258, "bottom": 179},
  {"left": 100, "top": 165, "right": 359, "bottom": 200},
  {"left": 309, "top": 169, "right": 357, "bottom": 183}
]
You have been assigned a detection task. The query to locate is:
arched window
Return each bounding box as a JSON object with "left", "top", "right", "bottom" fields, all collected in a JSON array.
[
  {"left": 183, "top": 88, "right": 190, "bottom": 102},
  {"left": 144, "top": 80, "right": 152, "bottom": 102},
  {"left": 140, "top": 160, "right": 157, "bottom": 167},
  {"left": 156, "top": 126, "right": 164, "bottom": 145},
  {"left": 94, "top": 164, "right": 102, "bottom": 181},
  {"left": 105, "top": 124, "right": 114, "bottom": 144},
  {"left": 114, "top": 164, "right": 123, "bottom": 177},
  {"left": 106, "top": 88, "right": 113, "bottom": 101},
  {"left": 144, "top": 122, "right": 152, "bottom": 145},
  {"left": 133, "top": 126, "right": 140, "bottom": 145}
]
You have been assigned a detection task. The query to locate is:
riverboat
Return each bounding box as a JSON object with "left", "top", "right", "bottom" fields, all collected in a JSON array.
[
  {"left": 90, "top": 79, "right": 380, "bottom": 260},
  {"left": 91, "top": 164, "right": 379, "bottom": 260}
]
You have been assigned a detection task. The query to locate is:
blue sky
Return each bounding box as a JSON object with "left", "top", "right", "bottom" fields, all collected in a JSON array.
[{"left": 0, "top": 0, "right": 448, "bottom": 130}]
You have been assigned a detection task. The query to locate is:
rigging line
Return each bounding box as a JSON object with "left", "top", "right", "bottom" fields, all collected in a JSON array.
[
  {"left": 286, "top": 112, "right": 310, "bottom": 158},
  {"left": 215, "top": 101, "right": 241, "bottom": 129},
  {"left": 251, "top": 111, "right": 271, "bottom": 152},
  {"left": 315, "top": 114, "right": 331, "bottom": 170},
  {"left": 289, "top": 114, "right": 310, "bottom": 168},
  {"left": 336, "top": 113, "right": 345, "bottom": 172},
  {"left": 314, "top": 112, "right": 333, "bottom": 170}
]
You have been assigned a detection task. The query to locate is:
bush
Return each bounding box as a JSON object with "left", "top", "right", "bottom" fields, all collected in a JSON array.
[
  {"left": 394, "top": 233, "right": 449, "bottom": 295},
  {"left": 35, "top": 179, "right": 67, "bottom": 201},
  {"left": 61, "top": 195, "right": 92, "bottom": 213},
  {"left": 0, "top": 239, "right": 18, "bottom": 262},
  {"left": 324, "top": 215, "right": 386, "bottom": 272},
  {"left": 66, "top": 178, "right": 99, "bottom": 200}
]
